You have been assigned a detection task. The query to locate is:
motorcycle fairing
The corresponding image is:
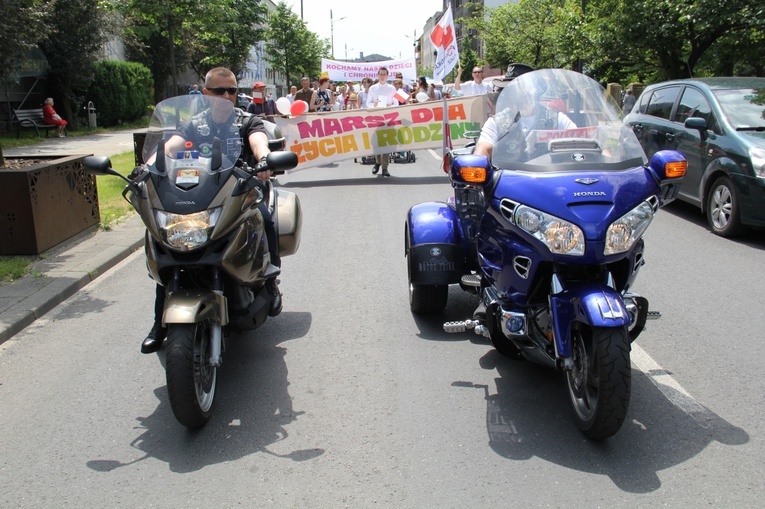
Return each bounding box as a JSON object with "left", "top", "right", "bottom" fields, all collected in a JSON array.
[
  {"left": 549, "top": 283, "right": 630, "bottom": 358},
  {"left": 486, "top": 166, "right": 661, "bottom": 243},
  {"left": 153, "top": 167, "right": 233, "bottom": 215}
]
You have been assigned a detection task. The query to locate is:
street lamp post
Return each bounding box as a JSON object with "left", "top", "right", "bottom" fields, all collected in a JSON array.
[
  {"left": 330, "top": 9, "right": 346, "bottom": 59},
  {"left": 403, "top": 29, "right": 418, "bottom": 68}
]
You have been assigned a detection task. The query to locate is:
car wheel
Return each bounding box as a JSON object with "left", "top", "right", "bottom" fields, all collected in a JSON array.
[{"left": 706, "top": 176, "right": 747, "bottom": 237}]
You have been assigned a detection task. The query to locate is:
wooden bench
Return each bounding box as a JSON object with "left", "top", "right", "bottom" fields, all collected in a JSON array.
[{"left": 13, "top": 109, "right": 63, "bottom": 138}]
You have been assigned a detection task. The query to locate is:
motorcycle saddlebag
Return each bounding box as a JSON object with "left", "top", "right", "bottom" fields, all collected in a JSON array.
[{"left": 275, "top": 188, "right": 302, "bottom": 256}]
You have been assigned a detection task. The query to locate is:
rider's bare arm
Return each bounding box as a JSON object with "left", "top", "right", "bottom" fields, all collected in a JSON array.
[{"left": 474, "top": 141, "right": 493, "bottom": 160}]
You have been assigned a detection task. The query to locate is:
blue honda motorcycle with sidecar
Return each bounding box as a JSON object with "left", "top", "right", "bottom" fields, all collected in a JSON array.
[{"left": 404, "top": 69, "right": 687, "bottom": 439}]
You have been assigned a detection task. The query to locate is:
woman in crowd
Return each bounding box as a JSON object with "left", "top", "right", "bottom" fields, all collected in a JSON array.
[
  {"left": 312, "top": 77, "right": 335, "bottom": 112},
  {"left": 413, "top": 77, "right": 434, "bottom": 102}
]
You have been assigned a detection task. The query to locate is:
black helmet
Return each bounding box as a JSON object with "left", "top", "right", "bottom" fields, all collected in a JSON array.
[{"left": 493, "top": 63, "right": 535, "bottom": 90}]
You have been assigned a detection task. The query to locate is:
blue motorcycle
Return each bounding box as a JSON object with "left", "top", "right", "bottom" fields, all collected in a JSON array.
[{"left": 405, "top": 69, "right": 687, "bottom": 439}]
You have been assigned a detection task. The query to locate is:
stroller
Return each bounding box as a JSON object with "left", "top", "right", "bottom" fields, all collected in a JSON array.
[
  {"left": 392, "top": 151, "right": 416, "bottom": 163},
  {"left": 355, "top": 151, "right": 415, "bottom": 165}
]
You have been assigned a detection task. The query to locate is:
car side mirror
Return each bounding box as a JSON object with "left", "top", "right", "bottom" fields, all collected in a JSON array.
[{"left": 685, "top": 117, "right": 708, "bottom": 141}]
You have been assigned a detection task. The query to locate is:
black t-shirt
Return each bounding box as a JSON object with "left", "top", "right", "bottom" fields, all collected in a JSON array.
[{"left": 177, "top": 108, "right": 266, "bottom": 166}]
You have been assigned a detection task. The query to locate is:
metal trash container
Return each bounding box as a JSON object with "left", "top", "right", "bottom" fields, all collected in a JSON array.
[{"left": 86, "top": 101, "right": 97, "bottom": 129}]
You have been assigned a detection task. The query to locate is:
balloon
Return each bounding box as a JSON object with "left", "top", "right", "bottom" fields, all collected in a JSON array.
[
  {"left": 290, "top": 100, "right": 308, "bottom": 116},
  {"left": 416, "top": 92, "right": 429, "bottom": 103},
  {"left": 276, "top": 97, "right": 291, "bottom": 115}
]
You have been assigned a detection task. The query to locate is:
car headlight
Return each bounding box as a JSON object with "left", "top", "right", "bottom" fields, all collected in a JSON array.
[
  {"left": 749, "top": 147, "right": 765, "bottom": 178},
  {"left": 155, "top": 207, "right": 222, "bottom": 251},
  {"left": 514, "top": 205, "right": 584, "bottom": 256},
  {"left": 604, "top": 201, "right": 654, "bottom": 255}
]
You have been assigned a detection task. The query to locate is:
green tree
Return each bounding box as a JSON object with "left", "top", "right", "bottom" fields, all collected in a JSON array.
[
  {"left": 0, "top": 1, "right": 48, "bottom": 85},
  {"left": 188, "top": 0, "right": 268, "bottom": 78},
  {"left": 470, "top": 0, "right": 572, "bottom": 70},
  {"left": 110, "top": 0, "right": 200, "bottom": 100},
  {"left": 458, "top": 46, "right": 480, "bottom": 82},
  {"left": 0, "top": 0, "right": 49, "bottom": 166},
  {"left": 39, "top": 0, "right": 106, "bottom": 127},
  {"left": 264, "top": 2, "right": 329, "bottom": 88},
  {"left": 584, "top": 0, "right": 765, "bottom": 81}
]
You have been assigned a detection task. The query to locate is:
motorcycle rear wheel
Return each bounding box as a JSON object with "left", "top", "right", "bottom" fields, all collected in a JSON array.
[
  {"left": 409, "top": 283, "right": 448, "bottom": 314},
  {"left": 165, "top": 322, "right": 217, "bottom": 429},
  {"left": 566, "top": 326, "right": 630, "bottom": 440}
]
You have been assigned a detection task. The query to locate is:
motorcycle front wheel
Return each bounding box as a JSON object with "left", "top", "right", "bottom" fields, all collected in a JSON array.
[
  {"left": 566, "top": 326, "right": 631, "bottom": 440},
  {"left": 165, "top": 322, "right": 217, "bottom": 429}
]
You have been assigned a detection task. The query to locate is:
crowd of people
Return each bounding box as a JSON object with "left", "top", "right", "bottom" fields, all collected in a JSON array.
[{"left": 232, "top": 71, "right": 460, "bottom": 117}]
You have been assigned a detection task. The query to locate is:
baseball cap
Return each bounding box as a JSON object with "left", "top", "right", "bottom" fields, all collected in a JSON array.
[{"left": 253, "top": 81, "right": 266, "bottom": 88}]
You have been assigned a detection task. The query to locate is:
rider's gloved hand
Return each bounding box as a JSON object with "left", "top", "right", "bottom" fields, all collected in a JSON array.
[
  {"left": 257, "top": 155, "right": 272, "bottom": 182},
  {"left": 129, "top": 164, "right": 147, "bottom": 180}
]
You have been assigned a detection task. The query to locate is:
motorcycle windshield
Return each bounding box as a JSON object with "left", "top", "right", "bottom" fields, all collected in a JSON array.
[
  {"left": 143, "top": 95, "right": 243, "bottom": 175},
  {"left": 490, "top": 69, "right": 647, "bottom": 171}
]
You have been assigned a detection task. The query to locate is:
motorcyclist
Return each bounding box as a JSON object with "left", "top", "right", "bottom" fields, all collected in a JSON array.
[
  {"left": 474, "top": 65, "right": 576, "bottom": 161},
  {"left": 140, "top": 67, "right": 282, "bottom": 354}
]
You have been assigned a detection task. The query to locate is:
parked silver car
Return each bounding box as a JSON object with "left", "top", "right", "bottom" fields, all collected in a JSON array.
[{"left": 624, "top": 78, "right": 765, "bottom": 237}]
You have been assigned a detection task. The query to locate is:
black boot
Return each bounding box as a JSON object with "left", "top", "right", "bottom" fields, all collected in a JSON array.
[
  {"left": 141, "top": 322, "right": 167, "bottom": 354},
  {"left": 372, "top": 164, "right": 380, "bottom": 174},
  {"left": 266, "top": 278, "right": 283, "bottom": 317},
  {"left": 382, "top": 167, "right": 391, "bottom": 177}
]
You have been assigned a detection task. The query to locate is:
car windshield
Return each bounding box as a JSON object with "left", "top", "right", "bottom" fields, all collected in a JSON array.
[
  {"left": 143, "top": 95, "right": 242, "bottom": 175},
  {"left": 713, "top": 88, "right": 765, "bottom": 129},
  {"left": 491, "top": 69, "right": 647, "bottom": 171}
]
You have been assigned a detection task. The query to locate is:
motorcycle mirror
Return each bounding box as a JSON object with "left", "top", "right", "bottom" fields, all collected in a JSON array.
[
  {"left": 82, "top": 155, "right": 113, "bottom": 176},
  {"left": 266, "top": 151, "right": 298, "bottom": 172}
]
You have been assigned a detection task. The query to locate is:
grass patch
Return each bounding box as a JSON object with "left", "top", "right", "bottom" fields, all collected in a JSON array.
[
  {"left": 0, "top": 150, "right": 139, "bottom": 282},
  {"left": 0, "top": 256, "right": 35, "bottom": 284},
  {"left": 97, "top": 151, "right": 137, "bottom": 229}
]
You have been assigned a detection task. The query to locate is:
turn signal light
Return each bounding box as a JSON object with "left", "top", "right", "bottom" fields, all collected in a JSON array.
[
  {"left": 460, "top": 166, "right": 487, "bottom": 183},
  {"left": 665, "top": 161, "right": 687, "bottom": 178}
]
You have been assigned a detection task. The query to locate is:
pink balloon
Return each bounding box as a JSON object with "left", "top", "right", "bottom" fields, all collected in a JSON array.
[{"left": 290, "top": 100, "right": 308, "bottom": 116}]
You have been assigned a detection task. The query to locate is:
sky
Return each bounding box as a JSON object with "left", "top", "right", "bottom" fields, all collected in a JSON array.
[{"left": 286, "top": 0, "right": 445, "bottom": 62}]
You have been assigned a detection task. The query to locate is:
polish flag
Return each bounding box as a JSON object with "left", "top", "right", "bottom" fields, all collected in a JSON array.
[
  {"left": 394, "top": 89, "right": 409, "bottom": 104},
  {"left": 430, "top": 6, "right": 459, "bottom": 83}
]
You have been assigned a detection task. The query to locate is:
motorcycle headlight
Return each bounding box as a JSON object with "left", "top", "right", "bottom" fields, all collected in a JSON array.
[
  {"left": 155, "top": 207, "right": 222, "bottom": 251},
  {"left": 514, "top": 205, "right": 584, "bottom": 256},
  {"left": 604, "top": 201, "right": 654, "bottom": 255}
]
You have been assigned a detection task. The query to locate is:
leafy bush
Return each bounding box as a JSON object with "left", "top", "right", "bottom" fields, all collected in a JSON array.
[{"left": 88, "top": 61, "right": 152, "bottom": 126}]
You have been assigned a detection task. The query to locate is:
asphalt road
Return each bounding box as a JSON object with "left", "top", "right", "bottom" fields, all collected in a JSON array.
[{"left": 1, "top": 152, "right": 763, "bottom": 507}]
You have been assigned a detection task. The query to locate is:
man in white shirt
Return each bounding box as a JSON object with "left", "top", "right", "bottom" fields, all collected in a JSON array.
[
  {"left": 454, "top": 66, "right": 492, "bottom": 96},
  {"left": 366, "top": 67, "right": 397, "bottom": 176},
  {"left": 286, "top": 85, "right": 297, "bottom": 104}
]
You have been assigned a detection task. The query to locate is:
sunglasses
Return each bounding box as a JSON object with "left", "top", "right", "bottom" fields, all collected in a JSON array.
[{"left": 206, "top": 87, "right": 237, "bottom": 96}]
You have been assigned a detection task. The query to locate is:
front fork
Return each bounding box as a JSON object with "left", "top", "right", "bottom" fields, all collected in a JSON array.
[
  {"left": 163, "top": 267, "right": 228, "bottom": 367},
  {"left": 444, "top": 271, "right": 654, "bottom": 369}
]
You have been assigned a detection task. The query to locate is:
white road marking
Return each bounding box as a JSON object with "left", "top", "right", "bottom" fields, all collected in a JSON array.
[
  {"left": 428, "top": 149, "right": 441, "bottom": 160},
  {"left": 632, "top": 343, "right": 713, "bottom": 427}
]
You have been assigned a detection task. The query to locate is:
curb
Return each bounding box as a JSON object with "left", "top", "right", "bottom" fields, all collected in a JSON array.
[{"left": 0, "top": 217, "right": 144, "bottom": 345}]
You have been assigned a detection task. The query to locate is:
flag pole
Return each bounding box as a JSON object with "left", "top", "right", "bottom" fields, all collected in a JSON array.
[{"left": 442, "top": 92, "right": 451, "bottom": 173}]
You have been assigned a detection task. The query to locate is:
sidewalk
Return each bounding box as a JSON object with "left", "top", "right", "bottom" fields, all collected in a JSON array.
[{"left": 0, "top": 130, "right": 146, "bottom": 345}]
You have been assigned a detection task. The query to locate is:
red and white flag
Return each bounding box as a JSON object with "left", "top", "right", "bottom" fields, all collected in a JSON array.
[
  {"left": 430, "top": 6, "right": 459, "bottom": 83},
  {"left": 394, "top": 89, "right": 409, "bottom": 104}
]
